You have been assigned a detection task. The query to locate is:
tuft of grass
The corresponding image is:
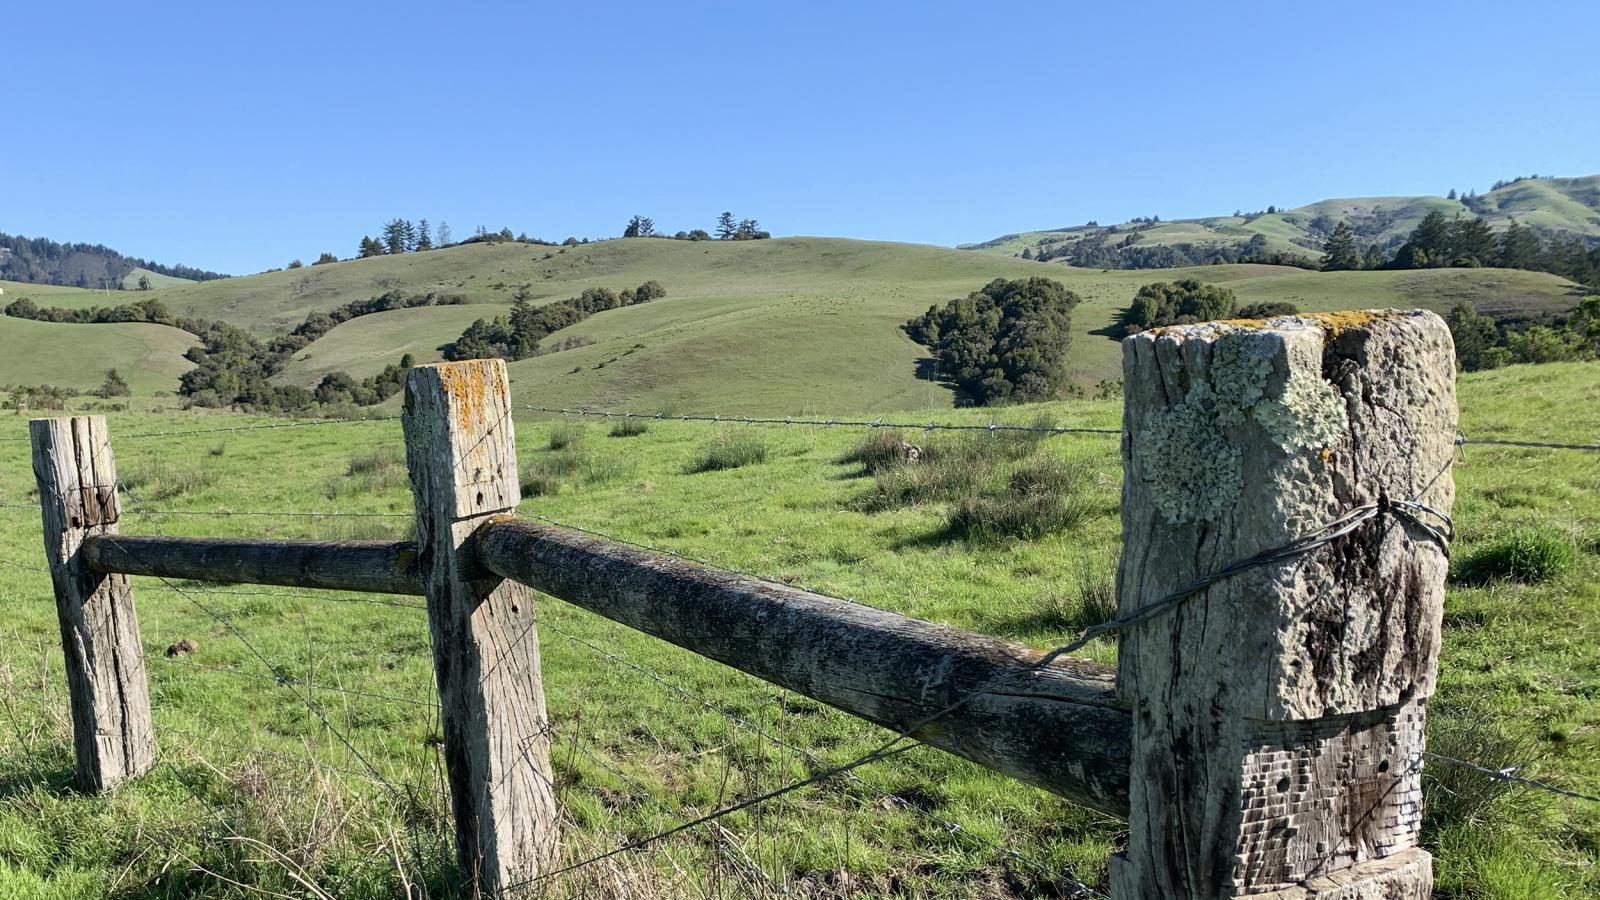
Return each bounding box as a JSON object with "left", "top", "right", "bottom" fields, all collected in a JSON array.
[
  {"left": 548, "top": 423, "right": 585, "bottom": 451},
  {"left": 521, "top": 451, "right": 587, "bottom": 496},
  {"left": 1454, "top": 527, "right": 1575, "bottom": 585},
  {"left": 1423, "top": 712, "right": 1552, "bottom": 836},
  {"left": 121, "top": 456, "right": 219, "bottom": 501},
  {"left": 946, "top": 456, "right": 1095, "bottom": 541},
  {"left": 689, "top": 434, "right": 768, "bottom": 473},
  {"left": 325, "top": 447, "right": 408, "bottom": 499},
  {"left": 609, "top": 418, "right": 649, "bottom": 438},
  {"left": 837, "top": 430, "right": 911, "bottom": 475}
]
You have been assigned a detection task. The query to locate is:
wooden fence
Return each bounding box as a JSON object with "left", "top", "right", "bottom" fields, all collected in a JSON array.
[{"left": 28, "top": 310, "right": 1457, "bottom": 898}]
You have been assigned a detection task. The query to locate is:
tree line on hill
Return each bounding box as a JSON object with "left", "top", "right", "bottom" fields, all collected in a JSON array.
[
  {"left": 1112, "top": 275, "right": 1599, "bottom": 372},
  {"left": 1445, "top": 299, "right": 1600, "bottom": 370},
  {"left": 1021, "top": 209, "right": 1600, "bottom": 288},
  {"left": 0, "top": 231, "right": 227, "bottom": 288},
  {"left": 442, "top": 281, "right": 667, "bottom": 362},
  {"left": 621, "top": 212, "right": 770, "bottom": 241}
]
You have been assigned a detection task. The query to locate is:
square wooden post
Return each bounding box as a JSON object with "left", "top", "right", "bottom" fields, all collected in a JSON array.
[
  {"left": 1112, "top": 311, "right": 1456, "bottom": 898},
  {"left": 401, "top": 359, "right": 559, "bottom": 895},
  {"left": 30, "top": 415, "right": 154, "bottom": 792}
]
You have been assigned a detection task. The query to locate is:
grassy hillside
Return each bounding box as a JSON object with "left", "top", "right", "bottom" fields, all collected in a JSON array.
[
  {"left": 967, "top": 175, "right": 1600, "bottom": 264},
  {"left": 119, "top": 266, "right": 194, "bottom": 290},
  {"left": 0, "top": 361, "right": 1593, "bottom": 898},
  {"left": 2, "top": 239, "right": 1590, "bottom": 408},
  {"left": 0, "top": 315, "right": 194, "bottom": 394}
]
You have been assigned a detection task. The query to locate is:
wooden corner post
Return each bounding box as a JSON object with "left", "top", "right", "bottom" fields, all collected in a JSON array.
[
  {"left": 402, "top": 359, "right": 559, "bottom": 894},
  {"left": 1113, "top": 311, "right": 1456, "bottom": 898},
  {"left": 30, "top": 415, "right": 154, "bottom": 792}
]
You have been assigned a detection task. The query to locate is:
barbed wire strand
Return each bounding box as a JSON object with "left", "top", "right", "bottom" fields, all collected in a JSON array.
[
  {"left": 526, "top": 404, "right": 1122, "bottom": 436},
  {"left": 541, "top": 619, "right": 1083, "bottom": 886},
  {"left": 1424, "top": 751, "right": 1600, "bottom": 803},
  {"left": 162, "top": 657, "right": 435, "bottom": 710}
]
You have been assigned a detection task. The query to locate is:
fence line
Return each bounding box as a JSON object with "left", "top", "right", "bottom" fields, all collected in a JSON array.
[
  {"left": 525, "top": 404, "right": 1123, "bottom": 436},
  {"left": 0, "top": 415, "right": 402, "bottom": 444},
  {"left": 497, "top": 480, "right": 1454, "bottom": 892}
]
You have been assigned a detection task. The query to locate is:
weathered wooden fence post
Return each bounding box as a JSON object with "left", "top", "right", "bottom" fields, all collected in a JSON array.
[
  {"left": 30, "top": 415, "right": 154, "bottom": 792},
  {"left": 402, "top": 359, "right": 558, "bottom": 895},
  {"left": 1112, "top": 311, "right": 1456, "bottom": 898}
]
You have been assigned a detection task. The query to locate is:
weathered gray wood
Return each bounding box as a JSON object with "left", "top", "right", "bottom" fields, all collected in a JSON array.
[
  {"left": 81, "top": 534, "right": 424, "bottom": 596},
  {"left": 1112, "top": 311, "right": 1455, "bottom": 898},
  {"left": 402, "top": 359, "right": 558, "bottom": 893},
  {"left": 30, "top": 416, "right": 154, "bottom": 792},
  {"left": 476, "top": 517, "right": 1133, "bottom": 816}
]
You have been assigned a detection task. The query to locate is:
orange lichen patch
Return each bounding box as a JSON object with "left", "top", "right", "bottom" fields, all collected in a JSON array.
[
  {"left": 437, "top": 360, "right": 504, "bottom": 435},
  {"left": 1304, "top": 309, "right": 1398, "bottom": 335},
  {"left": 1150, "top": 309, "right": 1401, "bottom": 338}
]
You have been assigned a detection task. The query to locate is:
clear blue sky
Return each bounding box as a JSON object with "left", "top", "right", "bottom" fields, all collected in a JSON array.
[{"left": 4, "top": 0, "right": 1597, "bottom": 275}]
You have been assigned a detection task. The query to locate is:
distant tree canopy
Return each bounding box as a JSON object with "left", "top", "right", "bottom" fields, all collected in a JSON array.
[
  {"left": 1446, "top": 299, "right": 1600, "bottom": 371},
  {"left": 441, "top": 280, "right": 668, "bottom": 362},
  {"left": 1119, "top": 278, "right": 1238, "bottom": 334},
  {"left": 1383, "top": 212, "right": 1600, "bottom": 287},
  {"left": 902, "top": 277, "right": 1080, "bottom": 406},
  {"left": 0, "top": 231, "right": 227, "bottom": 288}
]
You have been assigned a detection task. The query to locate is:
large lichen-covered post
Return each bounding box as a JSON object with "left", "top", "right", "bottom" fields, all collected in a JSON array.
[{"left": 1112, "top": 310, "right": 1456, "bottom": 898}]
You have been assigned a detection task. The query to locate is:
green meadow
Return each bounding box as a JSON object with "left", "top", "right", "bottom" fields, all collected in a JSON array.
[{"left": 0, "top": 361, "right": 1593, "bottom": 898}]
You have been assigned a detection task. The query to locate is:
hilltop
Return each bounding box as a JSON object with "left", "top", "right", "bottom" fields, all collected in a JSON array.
[
  {"left": 1, "top": 238, "right": 1588, "bottom": 408},
  {"left": 965, "top": 175, "right": 1600, "bottom": 268},
  {"left": 0, "top": 231, "right": 226, "bottom": 290}
]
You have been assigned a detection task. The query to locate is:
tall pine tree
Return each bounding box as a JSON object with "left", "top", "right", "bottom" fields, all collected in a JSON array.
[{"left": 1320, "top": 221, "right": 1361, "bottom": 271}]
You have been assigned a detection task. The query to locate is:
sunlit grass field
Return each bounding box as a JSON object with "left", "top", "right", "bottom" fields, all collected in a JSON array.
[{"left": 0, "top": 362, "right": 1594, "bottom": 898}]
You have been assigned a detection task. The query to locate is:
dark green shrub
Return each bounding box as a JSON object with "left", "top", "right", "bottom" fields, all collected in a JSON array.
[
  {"left": 1236, "top": 301, "right": 1300, "bottom": 319},
  {"left": 690, "top": 434, "right": 768, "bottom": 473},
  {"left": 609, "top": 417, "right": 649, "bottom": 437},
  {"left": 1454, "top": 527, "right": 1574, "bottom": 584}
]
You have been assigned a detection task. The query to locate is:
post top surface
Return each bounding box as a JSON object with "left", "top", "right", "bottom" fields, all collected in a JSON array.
[{"left": 1129, "top": 308, "right": 1438, "bottom": 344}]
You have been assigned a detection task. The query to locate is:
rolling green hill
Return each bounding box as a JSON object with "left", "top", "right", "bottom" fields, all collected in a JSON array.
[
  {"left": 2, "top": 239, "right": 1590, "bottom": 408},
  {"left": 0, "top": 314, "right": 195, "bottom": 394},
  {"left": 966, "top": 175, "right": 1600, "bottom": 266}
]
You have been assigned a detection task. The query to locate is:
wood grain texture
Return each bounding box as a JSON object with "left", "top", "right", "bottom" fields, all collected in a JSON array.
[
  {"left": 1111, "top": 311, "right": 1455, "bottom": 898},
  {"left": 29, "top": 416, "right": 154, "bottom": 792},
  {"left": 402, "top": 359, "right": 558, "bottom": 894},
  {"left": 81, "top": 534, "right": 424, "bottom": 596},
  {"left": 477, "top": 517, "right": 1132, "bottom": 817}
]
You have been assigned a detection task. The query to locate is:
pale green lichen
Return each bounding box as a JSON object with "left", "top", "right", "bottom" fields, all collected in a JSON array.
[
  {"left": 1255, "top": 368, "right": 1348, "bottom": 452},
  {"left": 1137, "top": 327, "right": 1349, "bottom": 523},
  {"left": 1209, "top": 333, "right": 1276, "bottom": 426},
  {"left": 1139, "top": 381, "right": 1243, "bottom": 523}
]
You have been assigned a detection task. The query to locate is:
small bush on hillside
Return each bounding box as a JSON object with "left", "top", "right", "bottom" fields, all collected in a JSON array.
[
  {"left": 547, "top": 423, "right": 585, "bottom": 451},
  {"left": 902, "top": 277, "right": 1081, "bottom": 406},
  {"left": 1454, "top": 527, "right": 1575, "bottom": 584},
  {"left": 946, "top": 456, "right": 1095, "bottom": 541},
  {"left": 1119, "top": 278, "right": 1237, "bottom": 335},
  {"left": 609, "top": 418, "right": 649, "bottom": 438},
  {"left": 1236, "top": 301, "right": 1301, "bottom": 319},
  {"left": 690, "top": 434, "right": 768, "bottom": 473}
]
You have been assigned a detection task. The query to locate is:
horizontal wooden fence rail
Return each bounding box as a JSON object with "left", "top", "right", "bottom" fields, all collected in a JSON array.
[
  {"left": 81, "top": 534, "right": 425, "bottom": 596},
  {"left": 76, "top": 522, "right": 1133, "bottom": 816},
  {"left": 31, "top": 312, "right": 1460, "bottom": 899}
]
